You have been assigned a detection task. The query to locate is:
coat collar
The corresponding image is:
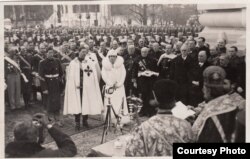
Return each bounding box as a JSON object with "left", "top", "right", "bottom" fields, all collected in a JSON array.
[{"left": 102, "top": 56, "right": 124, "bottom": 71}]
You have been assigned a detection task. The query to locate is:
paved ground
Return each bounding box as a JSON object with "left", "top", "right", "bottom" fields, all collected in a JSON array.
[
  {"left": 5, "top": 101, "right": 104, "bottom": 144},
  {"left": 5, "top": 100, "right": 147, "bottom": 157}
]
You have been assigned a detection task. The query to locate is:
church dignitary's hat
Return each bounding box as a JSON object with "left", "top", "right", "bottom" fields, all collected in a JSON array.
[{"left": 203, "top": 66, "right": 228, "bottom": 89}]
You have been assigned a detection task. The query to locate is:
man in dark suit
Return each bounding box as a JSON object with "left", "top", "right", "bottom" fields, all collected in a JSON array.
[
  {"left": 5, "top": 113, "right": 77, "bottom": 157},
  {"left": 188, "top": 39, "right": 199, "bottom": 64},
  {"left": 123, "top": 39, "right": 141, "bottom": 57},
  {"left": 188, "top": 51, "right": 210, "bottom": 107},
  {"left": 196, "top": 37, "right": 210, "bottom": 57},
  {"left": 171, "top": 44, "right": 192, "bottom": 105},
  {"left": 148, "top": 42, "right": 163, "bottom": 61}
]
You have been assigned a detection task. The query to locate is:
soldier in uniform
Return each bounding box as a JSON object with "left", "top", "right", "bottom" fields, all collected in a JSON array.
[
  {"left": 135, "top": 26, "right": 140, "bottom": 35},
  {"left": 18, "top": 46, "right": 33, "bottom": 108},
  {"left": 38, "top": 50, "right": 64, "bottom": 126},
  {"left": 5, "top": 48, "right": 22, "bottom": 111},
  {"left": 31, "top": 43, "right": 46, "bottom": 103},
  {"left": 121, "top": 27, "right": 127, "bottom": 36},
  {"left": 128, "top": 26, "right": 134, "bottom": 35}
]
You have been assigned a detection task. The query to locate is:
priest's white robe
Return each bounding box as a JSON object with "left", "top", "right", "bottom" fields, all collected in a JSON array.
[
  {"left": 81, "top": 59, "right": 103, "bottom": 115},
  {"left": 86, "top": 52, "right": 101, "bottom": 82},
  {"left": 63, "top": 58, "right": 82, "bottom": 115},
  {"left": 102, "top": 56, "right": 128, "bottom": 122},
  {"left": 63, "top": 57, "right": 103, "bottom": 115}
]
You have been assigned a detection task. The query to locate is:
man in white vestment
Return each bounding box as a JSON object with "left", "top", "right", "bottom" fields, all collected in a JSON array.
[
  {"left": 63, "top": 49, "right": 103, "bottom": 130},
  {"left": 102, "top": 49, "right": 128, "bottom": 124},
  {"left": 84, "top": 45, "right": 101, "bottom": 82}
]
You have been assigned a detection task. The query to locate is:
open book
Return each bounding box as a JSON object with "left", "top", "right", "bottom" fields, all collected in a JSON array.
[{"left": 171, "top": 101, "right": 195, "bottom": 119}]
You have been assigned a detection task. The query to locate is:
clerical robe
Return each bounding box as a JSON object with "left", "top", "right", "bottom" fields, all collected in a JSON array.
[
  {"left": 125, "top": 114, "right": 194, "bottom": 156},
  {"left": 192, "top": 93, "right": 245, "bottom": 142},
  {"left": 85, "top": 52, "right": 101, "bottom": 82},
  {"left": 101, "top": 56, "right": 128, "bottom": 122},
  {"left": 63, "top": 58, "right": 103, "bottom": 115}
]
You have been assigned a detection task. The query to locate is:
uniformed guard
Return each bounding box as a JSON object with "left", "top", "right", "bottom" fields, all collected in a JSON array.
[
  {"left": 38, "top": 50, "right": 64, "bottom": 126},
  {"left": 31, "top": 43, "right": 46, "bottom": 103},
  {"left": 5, "top": 49, "right": 23, "bottom": 111},
  {"left": 18, "top": 46, "right": 33, "bottom": 108}
]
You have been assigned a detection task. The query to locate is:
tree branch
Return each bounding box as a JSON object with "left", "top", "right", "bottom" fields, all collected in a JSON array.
[
  {"left": 133, "top": 4, "right": 144, "bottom": 12},
  {"left": 129, "top": 8, "right": 143, "bottom": 18}
]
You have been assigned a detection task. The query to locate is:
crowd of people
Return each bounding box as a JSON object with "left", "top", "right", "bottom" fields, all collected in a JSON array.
[{"left": 4, "top": 23, "right": 246, "bottom": 157}]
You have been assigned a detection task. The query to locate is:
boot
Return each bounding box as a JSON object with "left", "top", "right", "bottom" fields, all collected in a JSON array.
[
  {"left": 82, "top": 115, "right": 89, "bottom": 128},
  {"left": 75, "top": 114, "right": 81, "bottom": 131},
  {"left": 75, "top": 121, "right": 80, "bottom": 131}
]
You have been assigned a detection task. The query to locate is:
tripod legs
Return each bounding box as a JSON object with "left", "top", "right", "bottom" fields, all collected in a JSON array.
[
  {"left": 101, "top": 106, "right": 111, "bottom": 144},
  {"left": 101, "top": 104, "right": 124, "bottom": 144}
]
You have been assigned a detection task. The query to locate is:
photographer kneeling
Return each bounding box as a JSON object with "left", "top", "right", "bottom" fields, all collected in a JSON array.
[{"left": 5, "top": 113, "right": 77, "bottom": 157}]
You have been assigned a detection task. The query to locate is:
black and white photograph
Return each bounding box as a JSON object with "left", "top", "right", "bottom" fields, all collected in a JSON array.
[{"left": 2, "top": 1, "right": 247, "bottom": 157}]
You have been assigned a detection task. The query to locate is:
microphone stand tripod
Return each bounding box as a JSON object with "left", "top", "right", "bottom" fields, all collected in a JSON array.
[{"left": 101, "top": 97, "right": 124, "bottom": 144}]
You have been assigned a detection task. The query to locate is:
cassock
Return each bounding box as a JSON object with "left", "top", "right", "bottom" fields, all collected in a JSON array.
[
  {"left": 101, "top": 55, "right": 128, "bottom": 122},
  {"left": 63, "top": 57, "right": 103, "bottom": 115}
]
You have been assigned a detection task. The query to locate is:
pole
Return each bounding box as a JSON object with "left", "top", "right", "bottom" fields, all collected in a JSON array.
[
  {"left": 12, "top": 5, "right": 17, "bottom": 28},
  {"left": 21, "top": 5, "right": 26, "bottom": 27},
  {"left": 80, "top": 17, "right": 82, "bottom": 27},
  {"left": 95, "top": 5, "right": 97, "bottom": 26}
]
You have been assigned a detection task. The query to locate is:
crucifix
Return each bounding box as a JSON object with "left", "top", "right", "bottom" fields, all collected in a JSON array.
[{"left": 84, "top": 65, "right": 93, "bottom": 76}]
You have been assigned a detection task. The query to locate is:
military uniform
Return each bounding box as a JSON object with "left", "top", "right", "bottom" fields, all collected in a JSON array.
[
  {"left": 123, "top": 53, "right": 139, "bottom": 96},
  {"left": 19, "top": 52, "right": 33, "bottom": 108},
  {"left": 31, "top": 52, "right": 45, "bottom": 102},
  {"left": 38, "top": 57, "right": 63, "bottom": 122},
  {"left": 5, "top": 55, "right": 22, "bottom": 110}
]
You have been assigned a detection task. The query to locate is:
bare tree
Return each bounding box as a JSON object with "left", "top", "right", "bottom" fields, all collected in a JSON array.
[{"left": 129, "top": 4, "right": 148, "bottom": 25}]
